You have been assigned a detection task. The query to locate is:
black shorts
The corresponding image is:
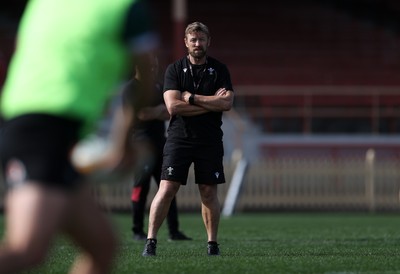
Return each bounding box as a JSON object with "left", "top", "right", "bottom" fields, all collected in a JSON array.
[
  {"left": 0, "top": 114, "right": 84, "bottom": 191},
  {"left": 161, "top": 140, "right": 225, "bottom": 185}
]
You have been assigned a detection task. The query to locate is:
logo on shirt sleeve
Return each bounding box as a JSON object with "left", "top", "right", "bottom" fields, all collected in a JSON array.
[{"left": 167, "top": 166, "right": 174, "bottom": 176}]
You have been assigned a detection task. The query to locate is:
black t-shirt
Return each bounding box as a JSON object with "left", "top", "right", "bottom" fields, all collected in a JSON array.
[
  {"left": 122, "top": 79, "right": 166, "bottom": 146},
  {"left": 163, "top": 56, "right": 233, "bottom": 144}
]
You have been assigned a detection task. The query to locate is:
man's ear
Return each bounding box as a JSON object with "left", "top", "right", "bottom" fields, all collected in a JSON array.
[{"left": 184, "top": 37, "right": 189, "bottom": 48}]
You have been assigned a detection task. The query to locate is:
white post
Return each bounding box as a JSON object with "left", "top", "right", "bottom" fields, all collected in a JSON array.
[
  {"left": 365, "top": 148, "right": 376, "bottom": 213},
  {"left": 172, "top": 0, "right": 187, "bottom": 61},
  {"left": 222, "top": 158, "right": 248, "bottom": 217}
]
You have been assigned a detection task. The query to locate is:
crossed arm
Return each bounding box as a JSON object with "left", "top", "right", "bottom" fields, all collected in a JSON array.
[{"left": 163, "top": 88, "right": 234, "bottom": 117}]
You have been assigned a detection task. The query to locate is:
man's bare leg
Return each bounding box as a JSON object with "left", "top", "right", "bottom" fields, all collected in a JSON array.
[
  {"left": 147, "top": 180, "right": 180, "bottom": 239},
  {"left": 0, "top": 183, "right": 69, "bottom": 274},
  {"left": 65, "top": 184, "right": 117, "bottom": 274},
  {"left": 198, "top": 184, "right": 220, "bottom": 242}
]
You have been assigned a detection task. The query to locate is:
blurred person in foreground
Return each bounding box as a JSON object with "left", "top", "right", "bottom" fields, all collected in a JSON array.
[
  {"left": 142, "top": 22, "right": 234, "bottom": 257},
  {"left": 122, "top": 54, "right": 191, "bottom": 241},
  {"left": 0, "top": 0, "right": 158, "bottom": 273}
]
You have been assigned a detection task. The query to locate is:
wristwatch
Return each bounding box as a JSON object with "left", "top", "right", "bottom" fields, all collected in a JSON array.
[{"left": 189, "top": 93, "right": 195, "bottom": 105}]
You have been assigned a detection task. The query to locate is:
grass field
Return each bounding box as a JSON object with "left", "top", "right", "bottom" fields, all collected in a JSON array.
[{"left": 1, "top": 212, "right": 400, "bottom": 273}]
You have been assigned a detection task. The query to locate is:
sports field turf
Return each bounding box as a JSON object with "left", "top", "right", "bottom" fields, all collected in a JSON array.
[{"left": 1, "top": 212, "right": 400, "bottom": 273}]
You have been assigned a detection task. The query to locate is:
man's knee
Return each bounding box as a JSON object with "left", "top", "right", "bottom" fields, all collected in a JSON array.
[
  {"left": 159, "top": 180, "right": 180, "bottom": 200},
  {"left": 199, "top": 184, "right": 218, "bottom": 203}
]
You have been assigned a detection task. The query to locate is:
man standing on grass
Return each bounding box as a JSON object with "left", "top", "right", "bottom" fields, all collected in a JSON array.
[{"left": 142, "top": 21, "right": 234, "bottom": 257}]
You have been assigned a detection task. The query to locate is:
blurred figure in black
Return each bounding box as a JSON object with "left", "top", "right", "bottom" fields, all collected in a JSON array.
[{"left": 122, "top": 53, "right": 191, "bottom": 241}]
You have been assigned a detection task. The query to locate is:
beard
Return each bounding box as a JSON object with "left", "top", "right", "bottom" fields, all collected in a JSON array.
[{"left": 189, "top": 48, "right": 207, "bottom": 59}]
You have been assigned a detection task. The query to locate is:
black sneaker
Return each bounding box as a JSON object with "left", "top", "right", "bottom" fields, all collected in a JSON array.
[
  {"left": 133, "top": 232, "right": 147, "bottom": 241},
  {"left": 207, "top": 241, "right": 220, "bottom": 256},
  {"left": 142, "top": 239, "right": 157, "bottom": 257},
  {"left": 169, "top": 231, "right": 192, "bottom": 241}
]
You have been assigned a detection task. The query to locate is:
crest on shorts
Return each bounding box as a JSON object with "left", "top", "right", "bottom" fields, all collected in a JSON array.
[
  {"left": 5, "top": 158, "right": 27, "bottom": 187},
  {"left": 215, "top": 172, "right": 220, "bottom": 179},
  {"left": 167, "top": 166, "right": 174, "bottom": 176}
]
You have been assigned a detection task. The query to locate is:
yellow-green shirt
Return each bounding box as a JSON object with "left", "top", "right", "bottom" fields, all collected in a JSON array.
[{"left": 1, "top": 0, "right": 157, "bottom": 136}]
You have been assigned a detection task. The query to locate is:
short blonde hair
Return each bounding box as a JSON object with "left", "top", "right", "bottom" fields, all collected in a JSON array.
[{"left": 185, "top": 22, "right": 210, "bottom": 38}]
